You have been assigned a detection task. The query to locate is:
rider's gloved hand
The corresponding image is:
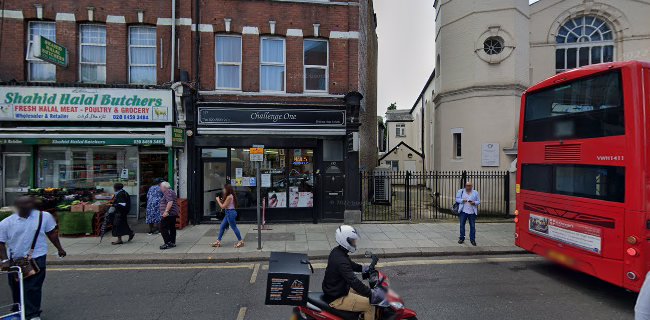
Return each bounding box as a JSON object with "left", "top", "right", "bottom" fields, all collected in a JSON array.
[
  {"left": 370, "top": 287, "right": 386, "bottom": 304},
  {"left": 362, "top": 265, "right": 371, "bottom": 279}
]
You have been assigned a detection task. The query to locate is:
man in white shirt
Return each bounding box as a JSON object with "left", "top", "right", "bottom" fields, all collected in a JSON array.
[
  {"left": 455, "top": 182, "right": 481, "bottom": 246},
  {"left": 637, "top": 271, "right": 650, "bottom": 320},
  {"left": 0, "top": 196, "right": 66, "bottom": 320}
]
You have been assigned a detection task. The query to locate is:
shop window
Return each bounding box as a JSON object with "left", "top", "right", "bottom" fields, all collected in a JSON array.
[
  {"left": 37, "top": 147, "right": 139, "bottom": 213},
  {"left": 260, "top": 37, "right": 286, "bottom": 92},
  {"left": 228, "top": 148, "right": 314, "bottom": 210},
  {"left": 304, "top": 39, "right": 328, "bottom": 92},
  {"left": 80, "top": 24, "right": 107, "bottom": 83},
  {"left": 288, "top": 149, "right": 314, "bottom": 208},
  {"left": 216, "top": 35, "right": 242, "bottom": 90},
  {"left": 129, "top": 26, "right": 157, "bottom": 84},
  {"left": 26, "top": 21, "right": 56, "bottom": 82},
  {"left": 202, "top": 148, "right": 228, "bottom": 158}
]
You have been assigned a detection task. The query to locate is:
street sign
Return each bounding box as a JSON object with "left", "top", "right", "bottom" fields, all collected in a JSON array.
[
  {"left": 250, "top": 145, "right": 264, "bottom": 162},
  {"left": 33, "top": 35, "right": 68, "bottom": 67}
]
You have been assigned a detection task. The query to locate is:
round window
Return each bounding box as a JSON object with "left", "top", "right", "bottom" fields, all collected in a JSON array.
[{"left": 483, "top": 37, "right": 504, "bottom": 55}]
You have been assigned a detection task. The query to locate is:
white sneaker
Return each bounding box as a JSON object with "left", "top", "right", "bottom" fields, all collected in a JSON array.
[{"left": 30, "top": 317, "right": 42, "bottom": 320}]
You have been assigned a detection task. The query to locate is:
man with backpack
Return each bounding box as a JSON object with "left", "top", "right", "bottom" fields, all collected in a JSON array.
[{"left": 455, "top": 182, "right": 480, "bottom": 246}]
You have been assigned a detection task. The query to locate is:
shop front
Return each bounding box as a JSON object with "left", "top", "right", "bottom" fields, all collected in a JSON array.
[
  {"left": 0, "top": 86, "right": 177, "bottom": 220},
  {"left": 191, "top": 104, "right": 348, "bottom": 223}
]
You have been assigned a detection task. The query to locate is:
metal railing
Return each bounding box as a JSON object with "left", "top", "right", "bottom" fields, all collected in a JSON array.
[{"left": 361, "top": 170, "right": 511, "bottom": 221}]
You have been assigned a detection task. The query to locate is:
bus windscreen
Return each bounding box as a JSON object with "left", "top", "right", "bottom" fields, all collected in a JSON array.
[{"left": 523, "top": 71, "right": 624, "bottom": 142}]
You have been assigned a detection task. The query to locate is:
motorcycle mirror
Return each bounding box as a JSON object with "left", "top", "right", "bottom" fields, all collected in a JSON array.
[{"left": 364, "top": 251, "right": 373, "bottom": 258}]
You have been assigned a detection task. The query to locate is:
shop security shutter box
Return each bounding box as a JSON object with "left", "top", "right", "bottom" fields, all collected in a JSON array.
[
  {"left": 372, "top": 167, "right": 391, "bottom": 205},
  {"left": 265, "top": 252, "right": 310, "bottom": 306}
]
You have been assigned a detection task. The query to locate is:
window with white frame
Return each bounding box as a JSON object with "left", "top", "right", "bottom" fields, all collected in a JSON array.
[
  {"left": 395, "top": 123, "right": 406, "bottom": 137},
  {"left": 216, "top": 35, "right": 242, "bottom": 90},
  {"left": 80, "top": 24, "right": 106, "bottom": 83},
  {"left": 555, "top": 16, "right": 614, "bottom": 73},
  {"left": 260, "top": 37, "right": 285, "bottom": 92},
  {"left": 26, "top": 22, "right": 56, "bottom": 82},
  {"left": 453, "top": 132, "right": 462, "bottom": 159},
  {"left": 304, "top": 39, "right": 328, "bottom": 91},
  {"left": 129, "top": 26, "right": 156, "bottom": 84},
  {"left": 385, "top": 160, "right": 399, "bottom": 172}
]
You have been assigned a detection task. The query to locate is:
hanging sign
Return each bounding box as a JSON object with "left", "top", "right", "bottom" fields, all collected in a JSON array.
[{"left": 33, "top": 35, "right": 68, "bottom": 67}]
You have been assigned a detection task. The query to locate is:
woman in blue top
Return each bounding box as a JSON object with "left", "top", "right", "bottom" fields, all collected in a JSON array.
[
  {"left": 212, "top": 183, "right": 244, "bottom": 248},
  {"left": 145, "top": 178, "right": 164, "bottom": 235}
]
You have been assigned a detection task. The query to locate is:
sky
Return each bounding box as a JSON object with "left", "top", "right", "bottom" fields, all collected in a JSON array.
[
  {"left": 374, "top": 0, "right": 540, "bottom": 116},
  {"left": 374, "top": 0, "right": 436, "bottom": 116}
]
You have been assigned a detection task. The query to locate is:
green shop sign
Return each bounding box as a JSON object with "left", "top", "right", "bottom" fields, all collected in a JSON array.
[
  {"left": 165, "top": 125, "right": 185, "bottom": 148},
  {"left": 33, "top": 35, "right": 68, "bottom": 67},
  {"left": 0, "top": 137, "right": 164, "bottom": 146}
]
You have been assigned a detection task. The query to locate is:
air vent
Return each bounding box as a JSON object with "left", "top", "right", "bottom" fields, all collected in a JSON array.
[{"left": 545, "top": 144, "right": 581, "bottom": 161}]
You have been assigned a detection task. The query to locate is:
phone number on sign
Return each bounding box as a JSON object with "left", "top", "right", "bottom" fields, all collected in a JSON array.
[
  {"left": 133, "top": 139, "right": 164, "bottom": 145},
  {"left": 112, "top": 115, "right": 150, "bottom": 120}
]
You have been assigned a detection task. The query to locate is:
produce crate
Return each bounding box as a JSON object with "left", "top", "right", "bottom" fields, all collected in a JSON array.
[
  {"left": 176, "top": 198, "right": 189, "bottom": 230},
  {"left": 58, "top": 211, "right": 95, "bottom": 235}
]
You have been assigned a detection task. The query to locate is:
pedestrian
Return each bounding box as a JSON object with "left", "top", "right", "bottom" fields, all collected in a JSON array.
[
  {"left": 636, "top": 271, "right": 650, "bottom": 320},
  {"left": 111, "top": 183, "right": 135, "bottom": 245},
  {"left": 456, "top": 181, "right": 480, "bottom": 246},
  {"left": 145, "top": 178, "right": 164, "bottom": 235},
  {"left": 158, "top": 181, "right": 180, "bottom": 250},
  {"left": 0, "top": 195, "right": 66, "bottom": 320},
  {"left": 212, "top": 183, "right": 244, "bottom": 248}
]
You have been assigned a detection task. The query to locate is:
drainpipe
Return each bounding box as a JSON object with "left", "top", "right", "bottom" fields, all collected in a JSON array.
[{"left": 170, "top": 0, "right": 176, "bottom": 82}]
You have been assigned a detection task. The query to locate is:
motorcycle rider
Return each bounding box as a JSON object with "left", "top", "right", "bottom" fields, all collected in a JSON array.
[{"left": 322, "top": 225, "right": 385, "bottom": 319}]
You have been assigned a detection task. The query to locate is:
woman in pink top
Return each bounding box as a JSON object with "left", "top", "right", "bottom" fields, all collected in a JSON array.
[{"left": 213, "top": 183, "right": 244, "bottom": 248}]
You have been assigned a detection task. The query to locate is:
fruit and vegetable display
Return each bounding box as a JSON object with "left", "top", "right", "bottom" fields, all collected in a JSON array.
[{"left": 26, "top": 187, "right": 110, "bottom": 212}]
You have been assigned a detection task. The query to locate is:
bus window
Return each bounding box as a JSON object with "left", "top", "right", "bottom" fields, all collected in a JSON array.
[
  {"left": 521, "top": 164, "right": 625, "bottom": 203},
  {"left": 523, "top": 71, "right": 624, "bottom": 142}
]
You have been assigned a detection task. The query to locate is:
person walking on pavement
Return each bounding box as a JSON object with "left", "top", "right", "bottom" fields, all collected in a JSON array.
[
  {"left": 111, "top": 183, "right": 135, "bottom": 245},
  {"left": 456, "top": 181, "right": 480, "bottom": 246},
  {"left": 159, "top": 181, "right": 180, "bottom": 250},
  {"left": 0, "top": 196, "right": 66, "bottom": 320},
  {"left": 145, "top": 178, "right": 164, "bottom": 235},
  {"left": 212, "top": 183, "right": 244, "bottom": 248},
  {"left": 636, "top": 271, "right": 650, "bottom": 320}
]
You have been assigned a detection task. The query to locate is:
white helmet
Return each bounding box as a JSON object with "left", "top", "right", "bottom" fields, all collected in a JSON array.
[{"left": 335, "top": 225, "right": 360, "bottom": 253}]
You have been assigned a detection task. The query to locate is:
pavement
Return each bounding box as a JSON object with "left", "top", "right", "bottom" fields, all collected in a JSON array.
[
  {"left": 20, "top": 255, "right": 637, "bottom": 320},
  {"left": 47, "top": 222, "right": 521, "bottom": 265}
]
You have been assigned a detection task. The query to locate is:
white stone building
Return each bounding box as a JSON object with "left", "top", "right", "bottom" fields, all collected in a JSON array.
[{"left": 425, "top": 0, "right": 650, "bottom": 172}]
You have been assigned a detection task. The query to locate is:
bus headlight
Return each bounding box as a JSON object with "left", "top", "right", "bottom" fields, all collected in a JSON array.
[
  {"left": 627, "top": 272, "right": 638, "bottom": 281},
  {"left": 627, "top": 236, "right": 638, "bottom": 245}
]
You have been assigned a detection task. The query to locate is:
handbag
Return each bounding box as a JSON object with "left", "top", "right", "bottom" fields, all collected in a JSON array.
[
  {"left": 451, "top": 190, "right": 462, "bottom": 215},
  {"left": 11, "top": 211, "right": 43, "bottom": 280}
]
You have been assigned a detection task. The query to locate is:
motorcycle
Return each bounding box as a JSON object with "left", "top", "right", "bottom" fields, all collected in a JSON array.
[{"left": 292, "top": 251, "right": 418, "bottom": 320}]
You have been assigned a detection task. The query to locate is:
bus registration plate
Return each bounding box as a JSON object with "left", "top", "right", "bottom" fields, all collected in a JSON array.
[{"left": 548, "top": 250, "right": 575, "bottom": 266}]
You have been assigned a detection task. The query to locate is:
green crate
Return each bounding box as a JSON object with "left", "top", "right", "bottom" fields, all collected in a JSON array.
[{"left": 58, "top": 211, "right": 95, "bottom": 235}]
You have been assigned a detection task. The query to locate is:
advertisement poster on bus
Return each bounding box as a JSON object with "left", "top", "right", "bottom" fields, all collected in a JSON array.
[{"left": 529, "top": 214, "right": 602, "bottom": 254}]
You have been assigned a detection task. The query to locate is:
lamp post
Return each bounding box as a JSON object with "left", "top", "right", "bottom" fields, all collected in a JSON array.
[{"left": 343, "top": 91, "right": 363, "bottom": 224}]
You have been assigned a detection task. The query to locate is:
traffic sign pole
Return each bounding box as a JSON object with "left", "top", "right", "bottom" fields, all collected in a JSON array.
[{"left": 250, "top": 145, "right": 264, "bottom": 250}]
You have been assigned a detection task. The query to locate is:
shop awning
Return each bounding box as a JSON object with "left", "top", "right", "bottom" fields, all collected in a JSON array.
[{"left": 0, "top": 127, "right": 166, "bottom": 145}]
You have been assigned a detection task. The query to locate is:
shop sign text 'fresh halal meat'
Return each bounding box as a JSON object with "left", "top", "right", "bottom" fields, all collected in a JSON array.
[{"left": 0, "top": 86, "right": 173, "bottom": 123}]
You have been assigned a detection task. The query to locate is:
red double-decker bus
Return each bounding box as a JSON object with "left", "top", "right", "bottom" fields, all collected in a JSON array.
[{"left": 515, "top": 61, "right": 650, "bottom": 292}]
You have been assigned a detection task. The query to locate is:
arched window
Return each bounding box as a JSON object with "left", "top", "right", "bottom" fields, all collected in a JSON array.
[{"left": 555, "top": 16, "right": 614, "bottom": 73}]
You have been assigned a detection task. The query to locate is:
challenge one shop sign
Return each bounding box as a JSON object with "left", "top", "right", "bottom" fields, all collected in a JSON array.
[{"left": 0, "top": 86, "right": 172, "bottom": 122}]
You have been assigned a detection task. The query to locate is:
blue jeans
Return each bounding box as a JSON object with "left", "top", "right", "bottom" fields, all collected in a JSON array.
[
  {"left": 459, "top": 212, "right": 476, "bottom": 241},
  {"left": 8, "top": 255, "right": 47, "bottom": 319},
  {"left": 218, "top": 209, "right": 242, "bottom": 241}
]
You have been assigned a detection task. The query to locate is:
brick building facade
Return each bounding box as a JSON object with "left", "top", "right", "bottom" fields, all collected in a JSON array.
[{"left": 0, "top": 0, "right": 377, "bottom": 224}]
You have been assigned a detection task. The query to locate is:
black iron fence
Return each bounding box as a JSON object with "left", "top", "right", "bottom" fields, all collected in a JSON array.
[{"left": 360, "top": 170, "right": 511, "bottom": 221}]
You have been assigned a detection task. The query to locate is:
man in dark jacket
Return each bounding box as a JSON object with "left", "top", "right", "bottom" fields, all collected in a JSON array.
[
  {"left": 323, "top": 225, "right": 384, "bottom": 319},
  {"left": 111, "top": 183, "right": 135, "bottom": 245}
]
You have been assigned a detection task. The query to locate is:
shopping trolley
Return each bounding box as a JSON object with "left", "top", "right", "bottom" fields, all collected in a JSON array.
[{"left": 0, "top": 267, "right": 25, "bottom": 320}]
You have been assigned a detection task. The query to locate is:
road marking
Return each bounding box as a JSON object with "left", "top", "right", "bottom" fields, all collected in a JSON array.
[
  {"left": 250, "top": 263, "right": 260, "bottom": 284},
  {"left": 48, "top": 264, "right": 255, "bottom": 272},
  {"left": 236, "top": 307, "right": 247, "bottom": 320}
]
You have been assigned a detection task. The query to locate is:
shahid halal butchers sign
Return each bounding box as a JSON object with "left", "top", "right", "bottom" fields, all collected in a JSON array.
[{"left": 0, "top": 86, "right": 173, "bottom": 123}]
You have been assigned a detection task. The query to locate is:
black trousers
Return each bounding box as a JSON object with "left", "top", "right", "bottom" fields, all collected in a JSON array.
[
  {"left": 160, "top": 215, "right": 177, "bottom": 244},
  {"left": 9, "top": 255, "right": 47, "bottom": 318}
]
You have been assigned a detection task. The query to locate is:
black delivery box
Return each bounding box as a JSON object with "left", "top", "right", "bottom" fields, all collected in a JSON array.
[{"left": 265, "top": 252, "right": 311, "bottom": 306}]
